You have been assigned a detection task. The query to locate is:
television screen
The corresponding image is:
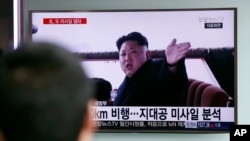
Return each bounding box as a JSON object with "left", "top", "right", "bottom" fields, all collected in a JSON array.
[{"left": 29, "top": 8, "right": 236, "bottom": 133}]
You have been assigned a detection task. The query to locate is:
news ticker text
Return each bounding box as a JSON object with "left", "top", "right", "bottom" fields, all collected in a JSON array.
[{"left": 91, "top": 107, "right": 234, "bottom": 122}]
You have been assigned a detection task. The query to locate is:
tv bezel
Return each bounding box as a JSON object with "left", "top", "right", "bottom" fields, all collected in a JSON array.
[{"left": 28, "top": 7, "right": 237, "bottom": 133}]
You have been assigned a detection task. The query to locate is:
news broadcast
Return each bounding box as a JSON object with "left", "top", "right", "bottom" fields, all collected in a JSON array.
[{"left": 30, "top": 8, "right": 236, "bottom": 132}]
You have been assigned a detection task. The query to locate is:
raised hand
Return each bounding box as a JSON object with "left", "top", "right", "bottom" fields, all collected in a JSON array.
[{"left": 165, "top": 38, "right": 191, "bottom": 65}]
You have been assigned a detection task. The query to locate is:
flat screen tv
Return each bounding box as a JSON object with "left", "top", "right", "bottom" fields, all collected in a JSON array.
[{"left": 29, "top": 8, "right": 237, "bottom": 133}]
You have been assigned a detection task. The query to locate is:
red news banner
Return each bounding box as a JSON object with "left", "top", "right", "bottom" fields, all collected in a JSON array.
[{"left": 43, "top": 18, "right": 87, "bottom": 24}]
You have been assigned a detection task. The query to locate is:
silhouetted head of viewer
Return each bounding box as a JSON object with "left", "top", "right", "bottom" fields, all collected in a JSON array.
[
  {"left": 91, "top": 78, "right": 112, "bottom": 102},
  {"left": 0, "top": 49, "right": 3, "bottom": 57},
  {"left": 0, "top": 41, "right": 96, "bottom": 141}
]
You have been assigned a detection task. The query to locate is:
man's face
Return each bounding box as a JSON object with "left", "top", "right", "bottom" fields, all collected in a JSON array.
[{"left": 119, "top": 40, "right": 150, "bottom": 77}]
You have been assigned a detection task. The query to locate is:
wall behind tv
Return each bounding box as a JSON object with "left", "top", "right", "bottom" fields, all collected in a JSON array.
[{"left": 23, "top": 0, "right": 250, "bottom": 141}]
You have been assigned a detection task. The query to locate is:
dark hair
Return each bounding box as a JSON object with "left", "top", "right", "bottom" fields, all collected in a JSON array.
[
  {"left": 0, "top": 48, "right": 4, "bottom": 58},
  {"left": 91, "top": 78, "right": 112, "bottom": 101},
  {"left": 116, "top": 32, "right": 148, "bottom": 51},
  {"left": 0, "top": 41, "right": 94, "bottom": 141}
]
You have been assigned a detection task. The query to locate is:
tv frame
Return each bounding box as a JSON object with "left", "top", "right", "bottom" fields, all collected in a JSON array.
[{"left": 28, "top": 7, "right": 237, "bottom": 133}]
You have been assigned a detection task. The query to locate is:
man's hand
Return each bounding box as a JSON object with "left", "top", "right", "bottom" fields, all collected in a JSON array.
[{"left": 165, "top": 38, "right": 191, "bottom": 65}]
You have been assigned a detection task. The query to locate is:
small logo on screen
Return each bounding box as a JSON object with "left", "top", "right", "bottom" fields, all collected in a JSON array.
[
  {"left": 198, "top": 16, "right": 224, "bottom": 29},
  {"left": 230, "top": 125, "right": 250, "bottom": 141},
  {"left": 204, "top": 23, "right": 223, "bottom": 28}
]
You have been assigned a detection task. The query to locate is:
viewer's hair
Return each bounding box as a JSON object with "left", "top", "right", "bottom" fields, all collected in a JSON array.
[
  {"left": 0, "top": 41, "right": 94, "bottom": 141},
  {"left": 116, "top": 32, "right": 148, "bottom": 51},
  {"left": 0, "top": 48, "right": 4, "bottom": 58}
]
